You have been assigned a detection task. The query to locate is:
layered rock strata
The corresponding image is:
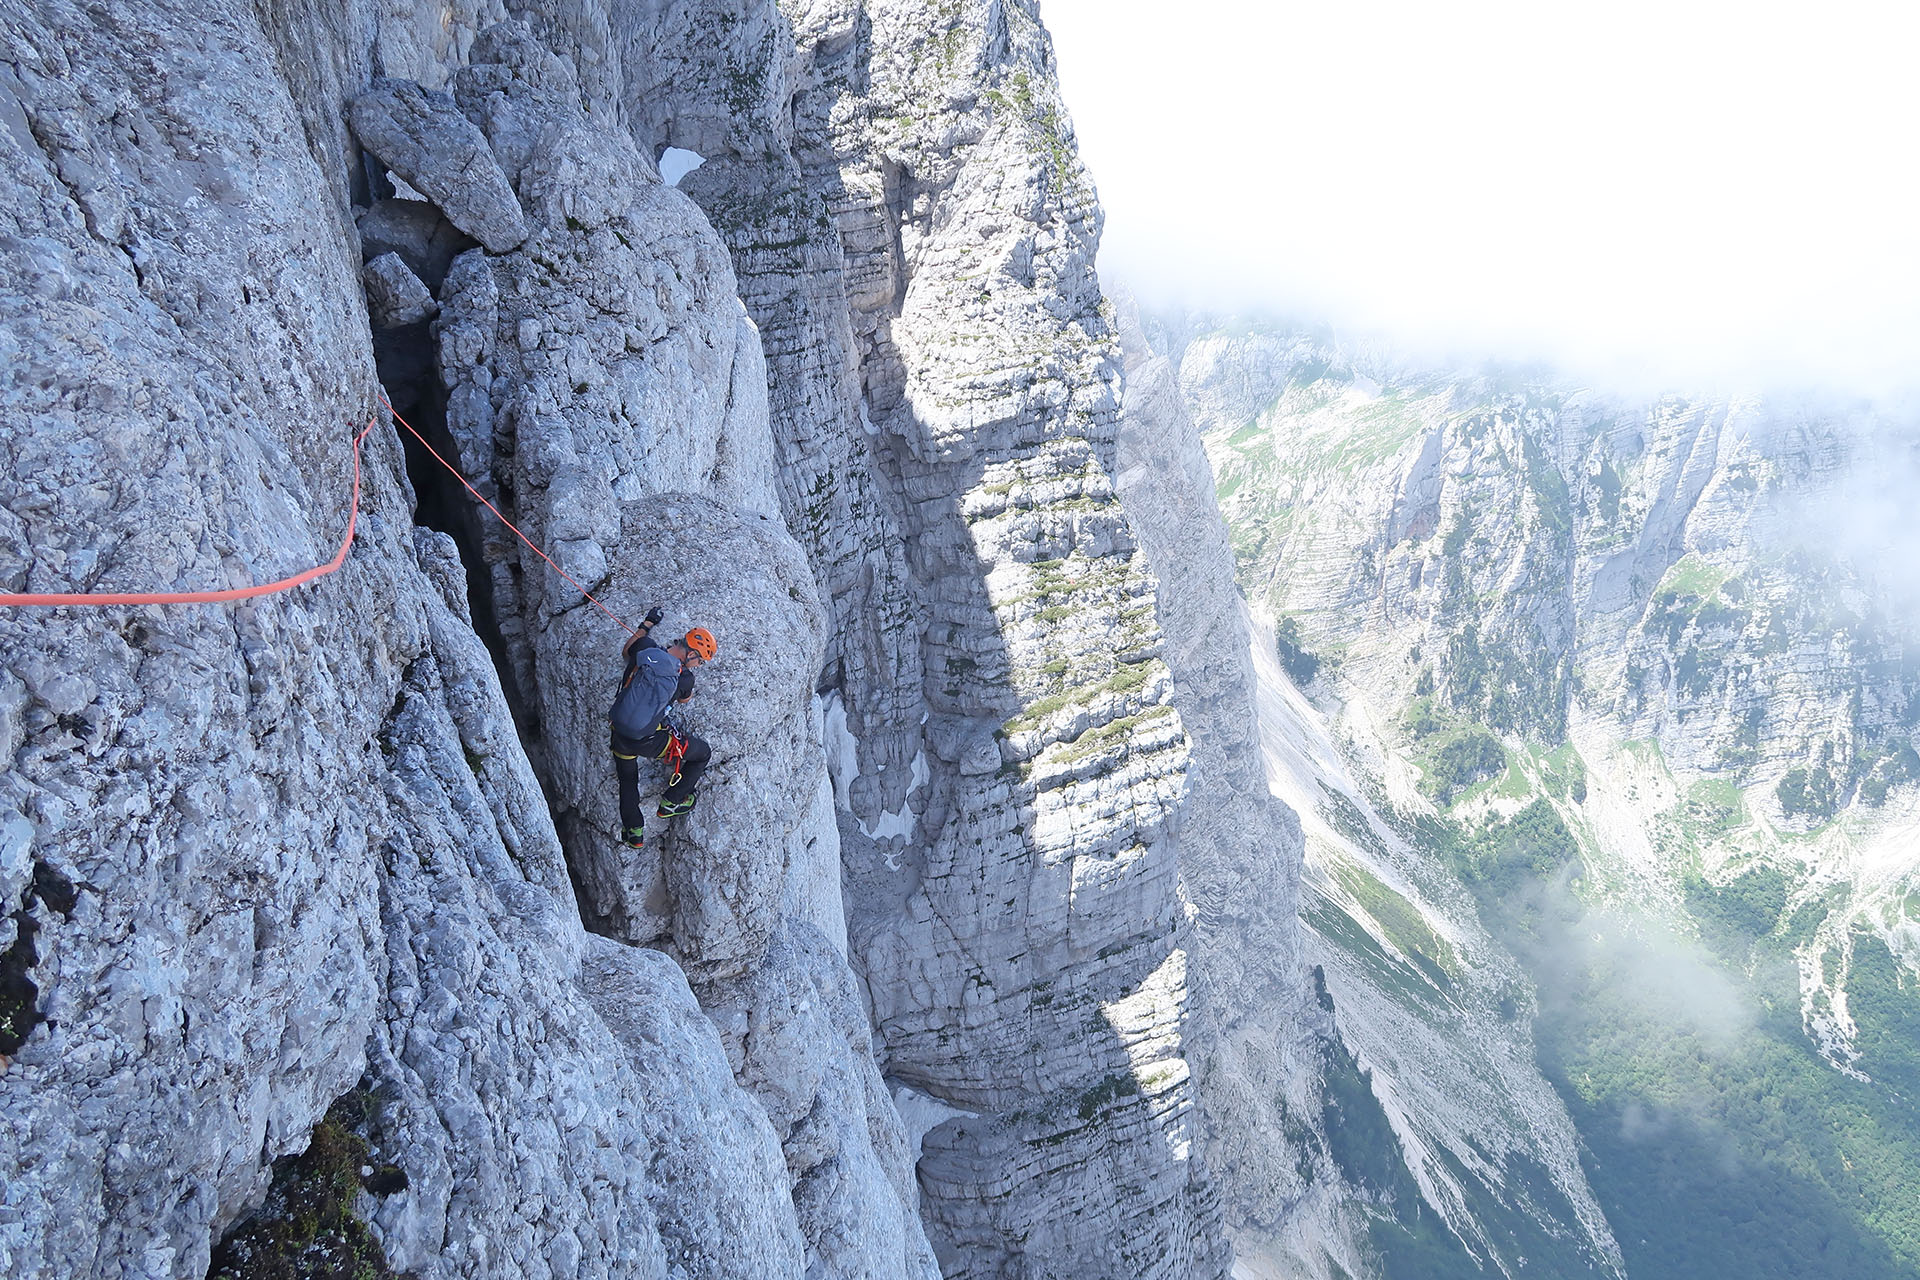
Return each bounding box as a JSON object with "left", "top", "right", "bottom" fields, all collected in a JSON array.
[
  {"left": 652, "top": 2, "right": 1233, "bottom": 1272},
  {"left": 1110, "top": 300, "right": 1316, "bottom": 1245}
]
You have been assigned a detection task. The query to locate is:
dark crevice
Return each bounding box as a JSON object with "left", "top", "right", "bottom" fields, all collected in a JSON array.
[
  {"left": 364, "top": 266, "right": 616, "bottom": 941},
  {"left": 373, "top": 313, "right": 603, "bottom": 935},
  {"left": 0, "top": 861, "right": 75, "bottom": 1057},
  {"left": 0, "top": 908, "right": 43, "bottom": 1056},
  {"left": 207, "top": 1086, "right": 409, "bottom": 1280},
  {"left": 373, "top": 322, "right": 532, "bottom": 748}
]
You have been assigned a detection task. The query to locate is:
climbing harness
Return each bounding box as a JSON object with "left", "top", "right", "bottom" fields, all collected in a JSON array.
[
  {"left": 662, "top": 727, "right": 688, "bottom": 785},
  {"left": 0, "top": 397, "right": 638, "bottom": 641}
]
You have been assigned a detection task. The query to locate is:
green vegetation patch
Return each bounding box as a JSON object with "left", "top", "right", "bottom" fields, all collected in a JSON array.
[
  {"left": 1003, "top": 661, "right": 1156, "bottom": 733},
  {"left": 1422, "top": 777, "right": 1920, "bottom": 1279},
  {"left": 1225, "top": 418, "right": 1267, "bottom": 448},
  {"left": 209, "top": 1091, "right": 406, "bottom": 1280},
  {"left": 1684, "top": 862, "right": 1794, "bottom": 958},
  {"left": 1859, "top": 743, "right": 1920, "bottom": 807},
  {"left": 1317, "top": 782, "right": 1391, "bottom": 861},
  {"left": 1306, "top": 390, "right": 1435, "bottom": 475},
  {"left": 1539, "top": 741, "right": 1589, "bottom": 803},
  {"left": 1275, "top": 615, "right": 1322, "bottom": 686},
  {"left": 1684, "top": 776, "right": 1746, "bottom": 832},
  {"left": 1319, "top": 1010, "right": 1411, "bottom": 1197},
  {"left": 1440, "top": 623, "right": 1570, "bottom": 740},
  {"left": 1305, "top": 894, "right": 1450, "bottom": 1013},
  {"left": 1654, "top": 554, "right": 1732, "bottom": 602},
  {"left": 1403, "top": 697, "right": 1528, "bottom": 804},
  {"left": 1428, "top": 730, "right": 1507, "bottom": 803},
  {"left": 1533, "top": 928, "right": 1920, "bottom": 1280},
  {"left": 1046, "top": 705, "right": 1178, "bottom": 766},
  {"left": 1327, "top": 858, "right": 1458, "bottom": 988},
  {"left": 1644, "top": 556, "right": 1748, "bottom": 649},
  {"left": 1778, "top": 763, "right": 1840, "bottom": 821},
  {"left": 1453, "top": 799, "right": 1581, "bottom": 904},
  {"left": 1846, "top": 931, "right": 1920, "bottom": 1097}
]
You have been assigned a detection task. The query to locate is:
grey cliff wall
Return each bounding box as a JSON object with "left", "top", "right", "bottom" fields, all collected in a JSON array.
[
  {"left": 649, "top": 2, "right": 1232, "bottom": 1272},
  {"left": 1109, "top": 299, "right": 1315, "bottom": 1246},
  {"left": 1, "top": 2, "right": 1243, "bottom": 1278}
]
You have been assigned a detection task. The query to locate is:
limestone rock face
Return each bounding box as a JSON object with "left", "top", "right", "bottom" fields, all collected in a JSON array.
[
  {"left": 393, "top": 19, "right": 938, "bottom": 1277},
  {"left": 357, "top": 199, "right": 476, "bottom": 293},
  {"left": 451, "top": 22, "right": 656, "bottom": 232},
  {"left": 0, "top": 3, "right": 925, "bottom": 1277},
  {"left": 363, "top": 532, "right": 808, "bottom": 1280},
  {"left": 348, "top": 77, "right": 530, "bottom": 252},
  {"left": 3, "top": 2, "right": 1240, "bottom": 1277},
  {"left": 0, "top": 2, "right": 399, "bottom": 1270},
  {"left": 364, "top": 253, "right": 438, "bottom": 328},
  {"left": 650, "top": 1, "right": 1234, "bottom": 1273},
  {"left": 1111, "top": 300, "right": 1314, "bottom": 1249}
]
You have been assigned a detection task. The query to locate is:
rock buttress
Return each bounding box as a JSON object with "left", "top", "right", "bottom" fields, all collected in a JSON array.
[
  {"left": 2, "top": 4, "right": 932, "bottom": 1278},
  {"left": 636, "top": 1, "right": 1235, "bottom": 1274}
]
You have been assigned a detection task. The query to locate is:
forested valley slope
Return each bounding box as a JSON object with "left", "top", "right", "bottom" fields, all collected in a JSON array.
[{"left": 1154, "top": 313, "right": 1920, "bottom": 1280}]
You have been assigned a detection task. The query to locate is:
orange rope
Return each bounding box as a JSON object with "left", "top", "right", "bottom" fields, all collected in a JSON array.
[
  {"left": 0, "top": 421, "right": 375, "bottom": 606},
  {"left": 1, "top": 402, "right": 635, "bottom": 639},
  {"left": 378, "top": 395, "right": 636, "bottom": 637}
]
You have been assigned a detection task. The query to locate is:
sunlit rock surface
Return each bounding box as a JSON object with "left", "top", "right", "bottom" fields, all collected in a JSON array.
[
  {"left": 659, "top": 2, "right": 1234, "bottom": 1273},
  {"left": 1, "top": 2, "right": 1238, "bottom": 1278}
]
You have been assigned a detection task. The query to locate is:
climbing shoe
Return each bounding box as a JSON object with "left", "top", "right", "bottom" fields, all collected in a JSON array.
[
  {"left": 655, "top": 796, "right": 696, "bottom": 819},
  {"left": 620, "top": 824, "right": 646, "bottom": 849}
]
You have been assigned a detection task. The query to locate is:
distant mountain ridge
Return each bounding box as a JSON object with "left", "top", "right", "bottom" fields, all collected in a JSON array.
[{"left": 1160, "top": 313, "right": 1920, "bottom": 1278}]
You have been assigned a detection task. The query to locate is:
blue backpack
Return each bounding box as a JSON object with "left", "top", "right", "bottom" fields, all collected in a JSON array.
[{"left": 610, "top": 646, "right": 681, "bottom": 738}]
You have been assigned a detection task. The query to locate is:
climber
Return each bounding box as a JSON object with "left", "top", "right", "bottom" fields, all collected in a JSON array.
[{"left": 610, "top": 608, "right": 717, "bottom": 848}]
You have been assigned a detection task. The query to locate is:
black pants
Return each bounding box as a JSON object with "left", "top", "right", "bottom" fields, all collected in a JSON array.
[{"left": 611, "top": 725, "right": 711, "bottom": 827}]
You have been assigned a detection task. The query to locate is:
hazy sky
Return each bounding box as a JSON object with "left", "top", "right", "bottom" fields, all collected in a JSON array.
[{"left": 1041, "top": 0, "right": 1920, "bottom": 395}]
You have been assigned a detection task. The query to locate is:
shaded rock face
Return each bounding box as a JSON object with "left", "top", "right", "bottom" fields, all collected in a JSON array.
[
  {"left": 641, "top": 1, "right": 1234, "bottom": 1273},
  {"left": 3, "top": 3, "right": 1239, "bottom": 1280}
]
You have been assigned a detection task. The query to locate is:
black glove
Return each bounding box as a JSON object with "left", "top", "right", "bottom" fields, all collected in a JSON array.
[{"left": 643, "top": 606, "right": 665, "bottom": 628}]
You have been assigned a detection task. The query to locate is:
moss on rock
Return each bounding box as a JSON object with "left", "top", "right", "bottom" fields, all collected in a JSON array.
[{"left": 208, "top": 1091, "right": 406, "bottom": 1280}]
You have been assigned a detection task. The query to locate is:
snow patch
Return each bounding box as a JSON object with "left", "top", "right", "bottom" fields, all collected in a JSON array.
[
  {"left": 659, "top": 147, "right": 705, "bottom": 186},
  {"left": 385, "top": 171, "right": 428, "bottom": 202},
  {"left": 889, "top": 1083, "right": 978, "bottom": 1162},
  {"left": 815, "top": 692, "right": 927, "bottom": 864},
  {"left": 864, "top": 749, "right": 929, "bottom": 844},
  {"left": 817, "top": 691, "right": 859, "bottom": 813}
]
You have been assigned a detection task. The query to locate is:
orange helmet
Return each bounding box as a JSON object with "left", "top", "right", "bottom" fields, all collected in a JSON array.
[{"left": 683, "top": 627, "right": 717, "bottom": 662}]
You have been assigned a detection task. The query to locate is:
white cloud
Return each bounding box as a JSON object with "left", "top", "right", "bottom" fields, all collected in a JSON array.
[{"left": 1043, "top": 0, "right": 1920, "bottom": 396}]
